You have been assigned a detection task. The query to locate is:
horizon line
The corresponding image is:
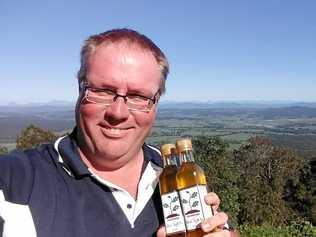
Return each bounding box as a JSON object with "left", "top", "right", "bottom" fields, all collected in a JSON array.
[{"left": 1, "top": 99, "right": 316, "bottom": 106}]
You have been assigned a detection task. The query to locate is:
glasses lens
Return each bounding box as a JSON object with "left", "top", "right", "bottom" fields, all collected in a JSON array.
[
  {"left": 83, "top": 88, "right": 155, "bottom": 112},
  {"left": 126, "top": 95, "right": 153, "bottom": 111},
  {"left": 85, "top": 90, "right": 113, "bottom": 105}
]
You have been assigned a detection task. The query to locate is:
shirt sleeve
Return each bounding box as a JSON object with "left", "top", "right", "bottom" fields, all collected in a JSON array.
[
  {"left": 0, "top": 151, "right": 35, "bottom": 204},
  {"left": 0, "top": 151, "right": 37, "bottom": 237}
]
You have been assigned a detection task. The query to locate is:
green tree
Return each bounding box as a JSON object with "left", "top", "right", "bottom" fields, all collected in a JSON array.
[
  {"left": 234, "top": 137, "right": 307, "bottom": 226},
  {"left": 312, "top": 197, "right": 316, "bottom": 225},
  {"left": 193, "top": 136, "right": 240, "bottom": 226},
  {"left": 0, "top": 145, "right": 8, "bottom": 154},
  {"left": 310, "top": 158, "right": 316, "bottom": 225},
  {"left": 16, "top": 124, "right": 57, "bottom": 150},
  {"left": 283, "top": 159, "right": 313, "bottom": 223}
]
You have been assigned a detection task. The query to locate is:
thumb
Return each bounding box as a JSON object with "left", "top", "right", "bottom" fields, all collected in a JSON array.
[{"left": 156, "top": 225, "right": 166, "bottom": 237}]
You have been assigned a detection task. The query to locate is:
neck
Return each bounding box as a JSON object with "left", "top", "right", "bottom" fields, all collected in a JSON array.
[{"left": 78, "top": 147, "right": 144, "bottom": 199}]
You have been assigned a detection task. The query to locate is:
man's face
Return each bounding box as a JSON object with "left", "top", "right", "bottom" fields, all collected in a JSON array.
[{"left": 76, "top": 44, "right": 161, "bottom": 168}]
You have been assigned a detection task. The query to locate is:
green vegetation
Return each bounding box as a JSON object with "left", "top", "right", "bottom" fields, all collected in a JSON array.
[
  {"left": 239, "top": 222, "right": 316, "bottom": 237},
  {"left": 233, "top": 137, "right": 312, "bottom": 226},
  {"left": 193, "top": 136, "right": 240, "bottom": 226},
  {"left": 16, "top": 124, "right": 58, "bottom": 150},
  {"left": 191, "top": 136, "right": 314, "bottom": 226},
  {"left": 0, "top": 145, "right": 8, "bottom": 154}
]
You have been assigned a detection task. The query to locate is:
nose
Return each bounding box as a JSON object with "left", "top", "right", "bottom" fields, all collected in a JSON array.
[{"left": 104, "top": 97, "right": 130, "bottom": 124}]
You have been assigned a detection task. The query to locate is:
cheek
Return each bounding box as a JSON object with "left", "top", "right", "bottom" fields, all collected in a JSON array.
[
  {"left": 134, "top": 110, "right": 157, "bottom": 129},
  {"left": 79, "top": 104, "right": 103, "bottom": 126}
]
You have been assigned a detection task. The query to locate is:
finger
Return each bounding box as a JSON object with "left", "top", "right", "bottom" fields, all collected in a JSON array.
[
  {"left": 204, "top": 192, "right": 220, "bottom": 211},
  {"left": 201, "top": 212, "right": 228, "bottom": 233},
  {"left": 156, "top": 225, "right": 166, "bottom": 237},
  {"left": 202, "top": 229, "right": 231, "bottom": 237}
]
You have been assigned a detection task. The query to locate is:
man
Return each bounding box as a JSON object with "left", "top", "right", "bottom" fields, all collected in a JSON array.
[{"left": 0, "top": 29, "right": 238, "bottom": 236}]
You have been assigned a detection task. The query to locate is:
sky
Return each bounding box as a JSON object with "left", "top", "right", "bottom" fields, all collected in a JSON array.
[{"left": 1, "top": 0, "right": 316, "bottom": 105}]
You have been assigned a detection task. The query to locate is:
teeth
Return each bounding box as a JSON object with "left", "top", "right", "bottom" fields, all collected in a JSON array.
[{"left": 106, "top": 127, "right": 125, "bottom": 135}]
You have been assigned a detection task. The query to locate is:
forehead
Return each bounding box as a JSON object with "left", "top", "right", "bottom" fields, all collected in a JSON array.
[{"left": 86, "top": 43, "right": 161, "bottom": 92}]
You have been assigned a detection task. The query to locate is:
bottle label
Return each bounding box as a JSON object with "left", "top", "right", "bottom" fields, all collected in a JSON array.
[
  {"left": 179, "top": 185, "right": 213, "bottom": 230},
  {"left": 161, "top": 191, "right": 186, "bottom": 234}
]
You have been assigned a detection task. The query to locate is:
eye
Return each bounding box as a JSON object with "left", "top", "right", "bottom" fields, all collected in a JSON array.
[
  {"left": 91, "top": 88, "right": 116, "bottom": 97},
  {"left": 127, "top": 94, "right": 150, "bottom": 103}
]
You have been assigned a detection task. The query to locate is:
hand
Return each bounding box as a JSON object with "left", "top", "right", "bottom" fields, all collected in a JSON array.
[
  {"left": 156, "top": 192, "right": 239, "bottom": 237},
  {"left": 200, "top": 192, "right": 239, "bottom": 237}
]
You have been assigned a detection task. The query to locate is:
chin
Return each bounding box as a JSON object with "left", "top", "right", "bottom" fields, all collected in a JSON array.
[{"left": 96, "top": 143, "right": 130, "bottom": 159}]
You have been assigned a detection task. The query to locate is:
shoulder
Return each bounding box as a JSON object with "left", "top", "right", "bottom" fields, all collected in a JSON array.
[
  {"left": 143, "top": 144, "right": 163, "bottom": 167},
  {"left": 0, "top": 143, "right": 56, "bottom": 165},
  {"left": 1, "top": 143, "right": 59, "bottom": 167},
  {"left": 145, "top": 144, "right": 161, "bottom": 155}
]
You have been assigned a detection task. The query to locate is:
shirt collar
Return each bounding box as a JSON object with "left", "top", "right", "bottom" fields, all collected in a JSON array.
[
  {"left": 54, "top": 128, "right": 163, "bottom": 178},
  {"left": 55, "top": 129, "right": 91, "bottom": 177},
  {"left": 142, "top": 144, "right": 162, "bottom": 168}
]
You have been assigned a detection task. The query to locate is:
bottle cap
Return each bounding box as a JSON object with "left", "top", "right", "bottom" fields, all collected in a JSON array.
[
  {"left": 176, "top": 138, "right": 193, "bottom": 153},
  {"left": 160, "top": 143, "right": 177, "bottom": 157}
]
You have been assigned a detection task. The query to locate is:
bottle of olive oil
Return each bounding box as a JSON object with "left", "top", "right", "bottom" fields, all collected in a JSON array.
[
  {"left": 159, "top": 144, "right": 186, "bottom": 236},
  {"left": 176, "top": 138, "right": 213, "bottom": 237}
]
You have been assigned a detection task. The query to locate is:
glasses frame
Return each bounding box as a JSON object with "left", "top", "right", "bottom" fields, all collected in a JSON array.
[{"left": 80, "top": 82, "right": 160, "bottom": 112}]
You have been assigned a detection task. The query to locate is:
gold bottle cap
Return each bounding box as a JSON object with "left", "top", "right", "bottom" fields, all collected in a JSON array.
[
  {"left": 160, "top": 143, "right": 177, "bottom": 157},
  {"left": 176, "top": 138, "right": 193, "bottom": 153}
]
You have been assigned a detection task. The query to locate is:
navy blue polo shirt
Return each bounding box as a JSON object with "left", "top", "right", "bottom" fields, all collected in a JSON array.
[{"left": 0, "top": 132, "right": 164, "bottom": 237}]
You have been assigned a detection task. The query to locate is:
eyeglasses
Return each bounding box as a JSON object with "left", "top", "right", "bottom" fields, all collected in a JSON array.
[{"left": 81, "top": 82, "right": 160, "bottom": 112}]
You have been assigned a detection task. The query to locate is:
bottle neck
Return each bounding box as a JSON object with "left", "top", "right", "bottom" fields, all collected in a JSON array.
[
  {"left": 179, "top": 150, "right": 194, "bottom": 163},
  {"left": 163, "top": 154, "right": 178, "bottom": 167}
]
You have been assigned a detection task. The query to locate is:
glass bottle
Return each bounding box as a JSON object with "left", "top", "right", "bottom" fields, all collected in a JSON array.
[
  {"left": 159, "top": 143, "right": 186, "bottom": 237},
  {"left": 176, "top": 138, "right": 213, "bottom": 237}
]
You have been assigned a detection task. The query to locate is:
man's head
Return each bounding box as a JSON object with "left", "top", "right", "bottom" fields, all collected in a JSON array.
[
  {"left": 75, "top": 29, "right": 169, "bottom": 169},
  {"left": 77, "top": 28, "right": 169, "bottom": 94}
]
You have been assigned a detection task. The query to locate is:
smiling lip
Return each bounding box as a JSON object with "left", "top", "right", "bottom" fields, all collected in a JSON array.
[{"left": 100, "top": 125, "right": 132, "bottom": 138}]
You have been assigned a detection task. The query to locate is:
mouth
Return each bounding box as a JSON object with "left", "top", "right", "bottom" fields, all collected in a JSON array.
[{"left": 99, "top": 125, "right": 132, "bottom": 138}]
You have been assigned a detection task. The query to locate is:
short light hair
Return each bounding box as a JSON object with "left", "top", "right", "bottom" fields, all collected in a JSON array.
[{"left": 77, "top": 28, "right": 169, "bottom": 94}]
